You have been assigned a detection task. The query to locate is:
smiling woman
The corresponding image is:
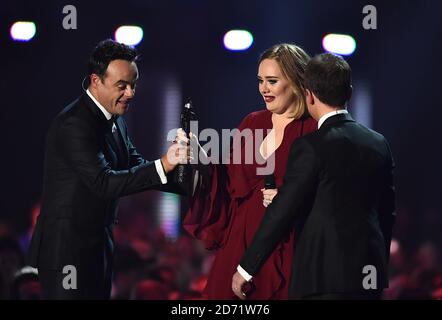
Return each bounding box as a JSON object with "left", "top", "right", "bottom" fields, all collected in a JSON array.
[{"left": 183, "top": 43, "right": 317, "bottom": 300}]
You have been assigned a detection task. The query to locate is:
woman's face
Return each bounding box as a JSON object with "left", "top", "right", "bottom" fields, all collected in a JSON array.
[{"left": 258, "top": 58, "right": 297, "bottom": 115}]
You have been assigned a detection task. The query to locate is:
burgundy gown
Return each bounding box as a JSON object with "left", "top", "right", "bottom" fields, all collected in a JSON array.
[{"left": 184, "top": 110, "right": 317, "bottom": 299}]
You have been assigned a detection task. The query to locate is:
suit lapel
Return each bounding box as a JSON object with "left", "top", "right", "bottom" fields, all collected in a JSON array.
[
  {"left": 114, "top": 117, "right": 129, "bottom": 167},
  {"left": 81, "top": 93, "right": 129, "bottom": 168},
  {"left": 104, "top": 130, "right": 120, "bottom": 168},
  {"left": 82, "top": 94, "right": 108, "bottom": 125}
]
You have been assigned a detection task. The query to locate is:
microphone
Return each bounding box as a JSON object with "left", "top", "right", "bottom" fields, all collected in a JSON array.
[
  {"left": 174, "top": 99, "right": 197, "bottom": 192},
  {"left": 242, "top": 280, "right": 256, "bottom": 296},
  {"left": 81, "top": 75, "right": 89, "bottom": 90},
  {"left": 264, "top": 174, "right": 276, "bottom": 189}
]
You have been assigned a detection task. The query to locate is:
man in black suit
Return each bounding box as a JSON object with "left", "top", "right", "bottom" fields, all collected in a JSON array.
[
  {"left": 232, "top": 53, "right": 396, "bottom": 300},
  {"left": 28, "top": 39, "right": 189, "bottom": 299}
]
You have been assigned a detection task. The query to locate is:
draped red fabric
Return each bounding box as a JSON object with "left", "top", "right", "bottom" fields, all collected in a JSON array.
[{"left": 184, "top": 110, "right": 317, "bottom": 299}]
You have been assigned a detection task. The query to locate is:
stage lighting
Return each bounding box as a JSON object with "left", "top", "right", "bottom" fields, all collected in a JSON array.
[
  {"left": 114, "top": 25, "right": 144, "bottom": 46},
  {"left": 322, "top": 33, "right": 356, "bottom": 56},
  {"left": 10, "top": 21, "right": 36, "bottom": 42},
  {"left": 390, "top": 239, "right": 399, "bottom": 255},
  {"left": 223, "top": 30, "right": 253, "bottom": 51}
]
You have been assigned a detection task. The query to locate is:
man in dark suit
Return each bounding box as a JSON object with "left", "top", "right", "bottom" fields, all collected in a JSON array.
[
  {"left": 232, "top": 53, "right": 396, "bottom": 300},
  {"left": 28, "top": 39, "right": 189, "bottom": 299}
]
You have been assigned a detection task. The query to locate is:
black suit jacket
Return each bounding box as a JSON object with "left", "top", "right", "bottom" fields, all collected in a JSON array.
[
  {"left": 240, "top": 113, "right": 395, "bottom": 298},
  {"left": 29, "top": 94, "right": 179, "bottom": 272}
]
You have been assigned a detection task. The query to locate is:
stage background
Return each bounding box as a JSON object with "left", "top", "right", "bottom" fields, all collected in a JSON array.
[{"left": 0, "top": 0, "right": 441, "bottom": 300}]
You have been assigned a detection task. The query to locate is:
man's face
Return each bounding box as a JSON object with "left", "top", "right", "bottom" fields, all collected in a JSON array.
[{"left": 93, "top": 59, "right": 138, "bottom": 116}]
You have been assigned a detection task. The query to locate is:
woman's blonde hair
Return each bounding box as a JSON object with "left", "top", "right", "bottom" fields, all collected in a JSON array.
[{"left": 259, "top": 43, "right": 311, "bottom": 119}]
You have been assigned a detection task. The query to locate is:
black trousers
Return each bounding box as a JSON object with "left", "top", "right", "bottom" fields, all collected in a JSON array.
[
  {"left": 39, "top": 228, "right": 114, "bottom": 300},
  {"left": 39, "top": 268, "right": 111, "bottom": 300},
  {"left": 39, "top": 264, "right": 112, "bottom": 300}
]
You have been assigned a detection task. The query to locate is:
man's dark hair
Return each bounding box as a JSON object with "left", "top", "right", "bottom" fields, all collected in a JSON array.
[
  {"left": 88, "top": 39, "right": 138, "bottom": 79},
  {"left": 304, "top": 53, "right": 352, "bottom": 107}
]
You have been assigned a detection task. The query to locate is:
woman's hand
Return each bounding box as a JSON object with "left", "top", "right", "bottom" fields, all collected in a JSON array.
[{"left": 261, "top": 188, "right": 278, "bottom": 207}]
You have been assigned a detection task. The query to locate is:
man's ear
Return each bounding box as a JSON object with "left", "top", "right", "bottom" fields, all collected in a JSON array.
[
  {"left": 305, "top": 89, "right": 315, "bottom": 105},
  {"left": 90, "top": 73, "right": 101, "bottom": 89},
  {"left": 348, "top": 85, "right": 353, "bottom": 101}
]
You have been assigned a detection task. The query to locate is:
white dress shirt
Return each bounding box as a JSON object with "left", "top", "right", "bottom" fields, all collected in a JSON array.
[
  {"left": 85, "top": 89, "right": 167, "bottom": 184},
  {"left": 317, "top": 109, "right": 348, "bottom": 129}
]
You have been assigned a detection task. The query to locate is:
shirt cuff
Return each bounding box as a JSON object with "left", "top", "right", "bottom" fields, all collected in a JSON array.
[
  {"left": 155, "top": 159, "right": 168, "bottom": 184},
  {"left": 237, "top": 265, "right": 253, "bottom": 282}
]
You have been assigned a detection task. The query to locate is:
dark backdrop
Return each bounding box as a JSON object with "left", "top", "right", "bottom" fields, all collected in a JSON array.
[{"left": 1, "top": 0, "right": 441, "bottom": 251}]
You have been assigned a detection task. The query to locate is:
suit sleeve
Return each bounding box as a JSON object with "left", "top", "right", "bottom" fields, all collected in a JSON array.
[
  {"left": 124, "top": 119, "right": 188, "bottom": 196},
  {"left": 239, "top": 138, "right": 319, "bottom": 276},
  {"left": 58, "top": 116, "right": 163, "bottom": 199},
  {"left": 378, "top": 140, "right": 396, "bottom": 260},
  {"left": 126, "top": 132, "right": 147, "bottom": 167}
]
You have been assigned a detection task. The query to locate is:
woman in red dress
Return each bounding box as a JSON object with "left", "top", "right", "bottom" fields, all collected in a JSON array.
[{"left": 184, "top": 44, "right": 317, "bottom": 299}]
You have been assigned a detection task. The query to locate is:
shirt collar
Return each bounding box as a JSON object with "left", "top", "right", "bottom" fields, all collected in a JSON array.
[
  {"left": 86, "top": 89, "right": 113, "bottom": 121},
  {"left": 318, "top": 109, "right": 349, "bottom": 129}
]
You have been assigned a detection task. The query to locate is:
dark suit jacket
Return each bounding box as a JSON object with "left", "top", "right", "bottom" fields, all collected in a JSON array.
[
  {"left": 240, "top": 113, "right": 395, "bottom": 298},
  {"left": 29, "top": 93, "right": 179, "bottom": 272}
]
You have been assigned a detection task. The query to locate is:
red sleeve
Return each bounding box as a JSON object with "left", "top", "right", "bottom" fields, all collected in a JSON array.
[
  {"left": 183, "top": 164, "right": 231, "bottom": 250},
  {"left": 182, "top": 112, "right": 255, "bottom": 250}
]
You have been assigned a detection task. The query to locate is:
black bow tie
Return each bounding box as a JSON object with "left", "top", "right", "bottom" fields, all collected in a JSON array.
[{"left": 108, "top": 116, "right": 118, "bottom": 126}]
